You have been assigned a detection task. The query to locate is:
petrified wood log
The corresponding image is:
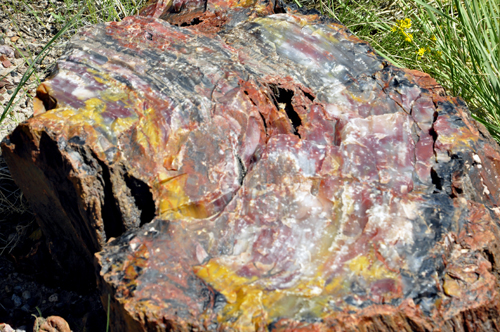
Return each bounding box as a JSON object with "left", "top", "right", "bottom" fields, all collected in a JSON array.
[{"left": 3, "top": 0, "right": 500, "bottom": 330}]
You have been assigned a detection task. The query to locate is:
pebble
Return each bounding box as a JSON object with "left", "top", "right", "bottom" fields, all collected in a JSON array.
[
  {"left": 0, "top": 323, "right": 15, "bottom": 332},
  {"left": 0, "top": 45, "right": 14, "bottom": 58},
  {"left": 7, "top": 90, "right": 13, "bottom": 95},
  {"left": 10, "top": 71, "right": 18, "bottom": 77},
  {"left": 21, "top": 290, "right": 30, "bottom": 300},
  {"left": 0, "top": 38, "right": 5, "bottom": 45},
  {"left": 48, "top": 293, "right": 58, "bottom": 302},
  {"left": 11, "top": 294, "right": 22, "bottom": 307},
  {"left": 14, "top": 49, "right": 24, "bottom": 59},
  {"left": 1, "top": 59, "right": 12, "bottom": 68}
]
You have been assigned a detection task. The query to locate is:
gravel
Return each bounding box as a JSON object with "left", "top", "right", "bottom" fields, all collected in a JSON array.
[
  {"left": 0, "top": 1, "right": 107, "bottom": 330},
  {"left": 0, "top": 0, "right": 67, "bottom": 143}
]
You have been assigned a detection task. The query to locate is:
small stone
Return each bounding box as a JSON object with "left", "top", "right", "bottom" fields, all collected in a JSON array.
[
  {"left": 10, "top": 71, "right": 18, "bottom": 77},
  {"left": 0, "top": 38, "right": 5, "bottom": 45},
  {"left": 0, "top": 323, "right": 15, "bottom": 332},
  {"left": 21, "top": 290, "right": 30, "bottom": 300},
  {"left": 11, "top": 294, "right": 22, "bottom": 307},
  {"left": 2, "top": 59, "right": 12, "bottom": 68},
  {"left": 10, "top": 36, "right": 20, "bottom": 43},
  {"left": 6, "top": 90, "right": 13, "bottom": 95},
  {"left": 0, "top": 45, "right": 14, "bottom": 58},
  {"left": 35, "top": 316, "right": 70, "bottom": 332},
  {"left": 20, "top": 304, "right": 30, "bottom": 313},
  {"left": 14, "top": 49, "right": 24, "bottom": 59},
  {"left": 48, "top": 293, "right": 58, "bottom": 302}
]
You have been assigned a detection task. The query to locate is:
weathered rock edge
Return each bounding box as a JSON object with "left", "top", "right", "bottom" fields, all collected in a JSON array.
[{"left": 2, "top": 0, "right": 500, "bottom": 330}]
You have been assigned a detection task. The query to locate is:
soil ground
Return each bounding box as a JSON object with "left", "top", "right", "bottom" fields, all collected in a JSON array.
[{"left": 0, "top": 1, "right": 107, "bottom": 330}]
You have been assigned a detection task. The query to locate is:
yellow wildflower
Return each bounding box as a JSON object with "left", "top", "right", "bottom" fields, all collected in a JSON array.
[
  {"left": 404, "top": 32, "right": 414, "bottom": 42},
  {"left": 436, "top": 50, "right": 443, "bottom": 57},
  {"left": 417, "top": 48, "right": 426, "bottom": 57},
  {"left": 396, "top": 18, "right": 412, "bottom": 30},
  {"left": 401, "top": 18, "right": 412, "bottom": 29},
  {"left": 431, "top": 35, "right": 437, "bottom": 41},
  {"left": 393, "top": 18, "right": 412, "bottom": 33}
]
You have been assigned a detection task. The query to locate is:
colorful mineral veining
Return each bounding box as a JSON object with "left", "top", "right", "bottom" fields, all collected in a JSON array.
[{"left": 3, "top": 0, "right": 500, "bottom": 331}]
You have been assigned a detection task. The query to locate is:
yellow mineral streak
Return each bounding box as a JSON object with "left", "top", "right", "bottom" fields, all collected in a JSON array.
[
  {"left": 437, "top": 134, "right": 472, "bottom": 148},
  {"left": 159, "top": 174, "right": 190, "bottom": 214},
  {"left": 236, "top": 0, "right": 257, "bottom": 8},
  {"left": 443, "top": 275, "right": 463, "bottom": 298},
  {"left": 101, "top": 88, "right": 129, "bottom": 103},
  {"left": 157, "top": 174, "right": 210, "bottom": 220},
  {"left": 195, "top": 258, "right": 345, "bottom": 329},
  {"left": 195, "top": 240, "right": 398, "bottom": 329},
  {"left": 348, "top": 250, "right": 398, "bottom": 281},
  {"left": 136, "top": 108, "right": 163, "bottom": 153}
]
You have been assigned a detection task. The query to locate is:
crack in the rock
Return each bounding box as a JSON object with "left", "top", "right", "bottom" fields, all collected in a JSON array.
[
  {"left": 236, "top": 154, "right": 247, "bottom": 186},
  {"left": 258, "top": 111, "right": 267, "bottom": 135},
  {"left": 430, "top": 167, "right": 443, "bottom": 192},
  {"left": 123, "top": 172, "right": 156, "bottom": 227},
  {"left": 269, "top": 84, "right": 302, "bottom": 138},
  {"left": 95, "top": 157, "right": 125, "bottom": 240},
  {"left": 429, "top": 110, "right": 439, "bottom": 162},
  {"left": 178, "top": 17, "right": 203, "bottom": 27}
]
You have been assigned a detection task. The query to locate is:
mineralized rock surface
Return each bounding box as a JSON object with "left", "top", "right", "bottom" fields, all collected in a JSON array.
[{"left": 3, "top": 0, "right": 500, "bottom": 330}]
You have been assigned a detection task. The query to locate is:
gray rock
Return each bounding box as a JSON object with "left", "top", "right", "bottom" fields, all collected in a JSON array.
[
  {"left": 11, "top": 294, "right": 22, "bottom": 307},
  {"left": 0, "top": 45, "right": 14, "bottom": 58},
  {"left": 21, "top": 290, "right": 30, "bottom": 300}
]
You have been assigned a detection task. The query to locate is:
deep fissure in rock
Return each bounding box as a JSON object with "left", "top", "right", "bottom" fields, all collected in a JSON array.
[
  {"left": 96, "top": 160, "right": 125, "bottom": 239},
  {"left": 257, "top": 111, "right": 268, "bottom": 136},
  {"left": 269, "top": 85, "right": 302, "bottom": 138},
  {"left": 123, "top": 173, "right": 156, "bottom": 227},
  {"left": 236, "top": 155, "right": 247, "bottom": 185},
  {"left": 430, "top": 168, "right": 443, "bottom": 192},
  {"left": 179, "top": 17, "right": 203, "bottom": 27},
  {"left": 243, "top": 90, "right": 257, "bottom": 106},
  {"left": 303, "top": 90, "right": 315, "bottom": 102}
]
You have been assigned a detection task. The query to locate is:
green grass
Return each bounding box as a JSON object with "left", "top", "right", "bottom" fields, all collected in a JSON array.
[
  {"left": 314, "top": 0, "right": 500, "bottom": 142},
  {"left": 0, "top": 0, "right": 146, "bottom": 129}
]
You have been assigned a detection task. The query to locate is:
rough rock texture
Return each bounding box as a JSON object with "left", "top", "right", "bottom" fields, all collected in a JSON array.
[{"left": 3, "top": 0, "right": 500, "bottom": 330}]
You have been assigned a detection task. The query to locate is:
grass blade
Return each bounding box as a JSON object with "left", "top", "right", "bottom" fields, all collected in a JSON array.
[{"left": 0, "top": 6, "right": 85, "bottom": 125}]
